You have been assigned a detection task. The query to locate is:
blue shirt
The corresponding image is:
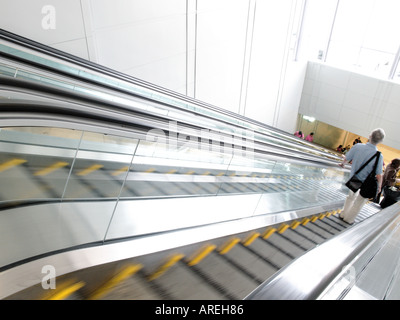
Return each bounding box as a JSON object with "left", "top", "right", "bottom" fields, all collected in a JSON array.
[{"left": 345, "top": 143, "right": 383, "bottom": 181}]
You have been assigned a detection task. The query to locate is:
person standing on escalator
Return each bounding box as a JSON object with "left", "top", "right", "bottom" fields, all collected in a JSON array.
[
  {"left": 338, "top": 128, "right": 385, "bottom": 224},
  {"left": 374, "top": 158, "right": 400, "bottom": 204}
]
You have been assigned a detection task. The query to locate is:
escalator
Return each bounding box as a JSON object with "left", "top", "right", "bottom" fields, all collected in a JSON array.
[
  {"left": 4, "top": 203, "right": 381, "bottom": 300},
  {"left": 0, "top": 29, "right": 385, "bottom": 300}
]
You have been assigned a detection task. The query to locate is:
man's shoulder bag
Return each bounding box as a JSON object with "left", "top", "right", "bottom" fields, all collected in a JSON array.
[{"left": 345, "top": 151, "right": 381, "bottom": 199}]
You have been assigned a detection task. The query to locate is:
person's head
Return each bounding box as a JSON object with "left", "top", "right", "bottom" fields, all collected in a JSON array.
[
  {"left": 369, "top": 128, "right": 385, "bottom": 145},
  {"left": 391, "top": 158, "right": 400, "bottom": 169}
]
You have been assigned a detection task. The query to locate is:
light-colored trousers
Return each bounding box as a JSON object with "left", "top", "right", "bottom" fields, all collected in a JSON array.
[{"left": 340, "top": 189, "right": 369, "bottom": 224}]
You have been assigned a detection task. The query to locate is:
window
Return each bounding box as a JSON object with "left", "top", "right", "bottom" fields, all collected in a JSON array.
[{"left": 299, "top": 0, "right": 400, "bottom": 81}]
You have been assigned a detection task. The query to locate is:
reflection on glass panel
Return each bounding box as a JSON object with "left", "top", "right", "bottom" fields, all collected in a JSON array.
[
  {"left": 0, "top": 64, "right": 16, "bottom": 77},
  {"left": 0, "top": 152, "right": 71, "bottom": 203},
  {"left": 121, "top": 138, "right": 233, "bottom": 198},
  {"left": 63, "top": 131, "right": 137, "bottom": 199},
  {"left": 0, "top": 127, "right": 82, "bottom": 206},
  {"left": 0, "top": 127, "right": 83, "bottom": 147},
  {"left": 228, "top": 155, "right": 275, "bottom": 175},
  {"left": 0, "top": 124, "right": 347, "bottom": 210},
  {"left": 217, "top": 155, "right": 277, "bottom": 195},
  {"left": 134, "top": 138, "right": 232, "bottom": 169},
  {"left": 79, "top": 131, "right": 138, "bottom": 155}
]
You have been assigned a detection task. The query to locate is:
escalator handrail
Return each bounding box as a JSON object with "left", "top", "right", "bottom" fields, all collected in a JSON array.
[
  {"left": 0, "top": 76, "right": 348, "bottom": 169},
  {"left": 0, "top": 53, "right": 341, "bottom": 163},
  {"left": 244, "top": 203, "right": 400, "bottom": 300},
  {"left": 0, "top": 46, "right": 343, "bottom": 164},
  {"left": 0, "top": 28, "right": 338, "bottom": 159}
]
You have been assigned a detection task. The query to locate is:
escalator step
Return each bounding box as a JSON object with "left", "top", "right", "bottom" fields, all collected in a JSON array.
[
  {"left": 220, "top": 244, "right": 277, "bottom": 283},
  {"left": 274, "top": 229, "right": 315, "bottom": 252},
  {"left": 186, "top": 251, "right": 260, "bottom": 299},
  {"left": 148, "top": 261, "right": 227, "bottom": 300},
  {"left": 98, "top": 271, "right": 164, "bottom": 300},
  {"left": 241, "top": 238, "right": 291, "bottom": 269}
]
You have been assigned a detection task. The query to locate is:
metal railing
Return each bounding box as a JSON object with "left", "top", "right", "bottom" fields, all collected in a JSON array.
[
  {"left": 0, "top": 28, "right": 342, "bottom": 162},
  {"left": 245, "top": 203, "right": 400, "bottom": 300}
]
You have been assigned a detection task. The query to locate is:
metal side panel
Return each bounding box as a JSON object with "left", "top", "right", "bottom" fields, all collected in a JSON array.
[
  {"left": 0, "top": 201, "right": 116, "bottom": 269},
  {"left": 0, "top": 186, "right": 347, "bottom": 271},
  {"left": 104, "top": 194, "right": 262, "bottom": 240},
  {"left": 0, "top": 200, "right": 343, "bottom": 300}
]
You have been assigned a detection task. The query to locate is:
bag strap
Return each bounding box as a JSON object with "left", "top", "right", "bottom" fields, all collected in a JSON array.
[
  {"left": 354, "top": 151, "right": 380, "bottom": 175},
  {"left": 370, "top": 151, "right": 381, "bottom": 176}
]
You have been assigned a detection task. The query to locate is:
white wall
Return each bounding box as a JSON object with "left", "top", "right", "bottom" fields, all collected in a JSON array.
[
  {"left": 245, "top": 0, "right": 306, "bottom": 132},
  {"left": 299, "top": 61, "right": 400, "bottom": 150},
  {"left": 0, "top": 0, "right": 307, "bottom": 134},
  {"left": 87, "top": 0, "right": 188, "bottom": 93},
  {"left": 0, "top": 0, "right": 91, "bottom": 59}
]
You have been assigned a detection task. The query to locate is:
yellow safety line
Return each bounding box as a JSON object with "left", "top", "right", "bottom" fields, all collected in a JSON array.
[
  {"left": 166, "top": 169, "right": 177, "bottom": 174},
  {"left": 216, "top": 172, "right": 225, "bottom": 176},
  {"left": 301, "top": 218, "right": 310, "bottom": 225},
  {"left": 290, "top": 221, "right": 301, "bottom": 229},
  {"left": 242, "top": 232, "right": 260, "bottom": 246},
  {"left": 34, "top": 161, "right": 69, "bottom": 176},
  {"left": 88, "top": 264, "right": 143, "bottom": 300},
  {"left": 47, "top": 281, "right": 85, "bottom": 300},
  {"left": 0, "top": 158, "right": 27, "bottom": 172},
  {"left": 187, "top": 244, "right": 216, "bottom": 266},
  {"left": 111, "top": 166, "right": 130, "bottom": 176},
  {"left": 262, "top": 227, "right": 276, "bottom": 240},
  {"left": 218, "top": 238, "right": 240, "bottom": 255},
  {"left": 310, "top": 215, "right": 319, "bottom": 222},
  {"left": 148, "top": 254, "right": 185, "bottom": 281},
  {"left": 185, "top": 170, "right": 195, "bottom": 175},
  {"left": 319, "top": 213, "right": 326, "bottom": 220},
  {"left": 145, "top": 168, "right": 156, "bottom": 173},
  {"left": 202, "top": 171, "right": 211, "bottom": 176},
  {"left": 278, "top": 224, "right": 289, "bottom": 234},
  {"left": 77, "top": 164, "right": 103, "bottom": 176},
  {"left": 326, "top": 211, "right": 333, "bottom": 217}
]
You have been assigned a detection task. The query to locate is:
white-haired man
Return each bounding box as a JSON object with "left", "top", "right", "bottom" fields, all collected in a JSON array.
[{"left": 339, "top": 128, "right": 385, "bottom": 224}]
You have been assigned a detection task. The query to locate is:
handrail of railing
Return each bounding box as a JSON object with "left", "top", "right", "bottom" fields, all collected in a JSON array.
[
  {"left": 0, "top": 28, "right": 340, "bottom": 160},
  {"left": 244, "top": 203, "right": 400, "bottom": 300},
  {"left": 0, "top": 71, "right": 343, "bottom": 166},
  {"left": 0, "top": 76, "right": 346, "bottom": 172}
]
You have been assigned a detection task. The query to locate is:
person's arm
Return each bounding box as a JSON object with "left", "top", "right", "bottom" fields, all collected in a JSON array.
[
  {"left": 339, "top": 146, "right": 355, "bottom": 168},
  {"left": 377, "top": 174, "right": 383, "bottom": 194},
  {"left": 376, "top": 154, "right": 385, "bottom": 192},
  {"left": 339, "top": 156, "right": 347, "bottom": 168}
]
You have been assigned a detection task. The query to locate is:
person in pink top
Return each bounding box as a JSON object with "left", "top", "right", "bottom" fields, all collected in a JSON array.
[
  {"left": 294, "top": 131, "right": 304, "bottom": 139},
  {"left": 305, "top": 132, "right": 314, "bottom": 142}
]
